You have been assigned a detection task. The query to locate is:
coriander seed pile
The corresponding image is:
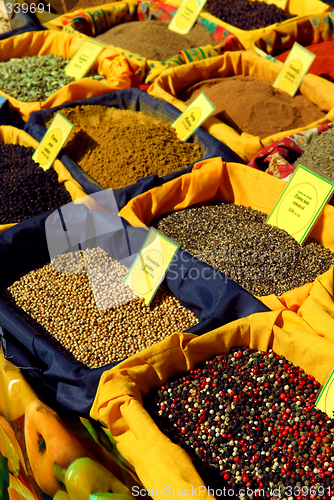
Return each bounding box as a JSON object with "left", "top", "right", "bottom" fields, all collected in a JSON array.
[
  {"left": 6, "top": 248, "right": 198, "bottom": 368},
  {"left": 145, "top": 347, "right": 334, "bottom": 497},
  {"left": 154, "top": 202, "right": 334, "bottom": 296}
]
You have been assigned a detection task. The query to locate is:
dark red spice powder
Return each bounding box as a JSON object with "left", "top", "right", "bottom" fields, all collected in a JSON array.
[{"left": 276, "top": 39, "right": 334, "bottom": 83}]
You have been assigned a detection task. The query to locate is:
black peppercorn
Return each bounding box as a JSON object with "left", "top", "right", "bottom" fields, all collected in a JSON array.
[
  {"left": 205, "top": 0, "right": 294, "bottom": 31},
  {"left": 0, "top": 143, "right": 72, "bottom": 224}
]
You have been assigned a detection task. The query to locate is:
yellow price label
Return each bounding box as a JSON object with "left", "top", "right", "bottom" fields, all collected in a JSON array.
[
  {"left": 172, "top": 92, "right": 215, "bottom": 141},
  {"left": 124, "top": 228, "right": 179, "bottom": 306},
  {"left": 168, "top": 0, "right": 207, "bottom": 35},
  {"left": 273, "top": 42, "right": 315, "bottom": 96},
  {"left": 32, "top": 112, "right": 73, "bottom": 171},
  {"left": 65, "top": 39, "right": 105, "bottom": 80},
  {"left": 266, "top": 164, "right": 334, "bottom": 244}
]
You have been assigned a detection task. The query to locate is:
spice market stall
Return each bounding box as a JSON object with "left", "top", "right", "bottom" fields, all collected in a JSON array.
[
  {"left": 90, "top": 288, "right": 334, "bottom": 500},
  {"left": 46, "top": 0, "right": 243, "bottom": 86},
  {"left": 147, "top": 50, "right": 334, "bottom": 162},
  {"left": 119, "top": 159, "right": 334, "bottom": 304},
  {"left": 0, "top": 199, "right": 269, "bottom": 417},
  {"left": 250, "top": 10, "right": 334, "bottom": 67},
  {"left": 0, "top": 30, "right": 132, "bottom": 121},
  {"left": 248, "top": 122, "right": 334, "bottom": 184},
  {"left": 24, "top": 88, "right": 237, "bottom": 207},
  {"left": 0, "top": 125, "right": 102, "bottom": 233},
  {"left": 196, "top": 0, "right": 331, "bottom": 49},
  {"left": 0, "top": 346, "right": 146, "bottom": 499},
  {"left": 0, "top": 0, "right": 334, "bottom": 497}
]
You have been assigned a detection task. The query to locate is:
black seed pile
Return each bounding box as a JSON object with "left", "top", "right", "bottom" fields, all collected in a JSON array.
[
  {"left": 145, "top": 347, "right": 334, "bottom": 498},
  {"left": 294, "top": 127, "right": 334, "bottom": 180},
  {"left": 154, "top": 202, "right": 334, "bottom": 296},
  {"left": 205, "top": 0, "right": 295, "bottom": 31},
  {"left": 0, "top": 143, "right": 72, "bottom": 224}
]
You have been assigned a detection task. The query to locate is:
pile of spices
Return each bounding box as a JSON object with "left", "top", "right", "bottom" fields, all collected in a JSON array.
[
  {"left": 294, "top": 127, "right": 334, "bottom": 179},
  {"left": 179, "top": 76, "right": 326, "bottom": 139},
  {"left": 96, "top": 20, "right": 215, "bottom": 61},
  {"left": 204, "top": 0, "right": 294, "bottom": 30},
  {"left": 0, "top": 55, "right": 105, "bottom": 102},
  {"left": 54, "top": 105, "right": 202, "bottom": 189},
  {"left": 6, "top": 247, "right": 198, "bottom": 369},
  {"left": 145, "top": 347, "right": 334, "bottom": 496},
  {"left": 154, "top": 202, "right": 334, "bottom": 296},
  {"left": 0, "top": 143, "right": 72, "bottom": 224}
]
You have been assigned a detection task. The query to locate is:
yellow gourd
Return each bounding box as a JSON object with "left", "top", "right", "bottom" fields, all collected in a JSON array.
[
  {"left": 24, "top": 400, "right": 88, "bottom": 496},
  {"left": 65, "top": 457, "right": 132, "bottom": 500}
]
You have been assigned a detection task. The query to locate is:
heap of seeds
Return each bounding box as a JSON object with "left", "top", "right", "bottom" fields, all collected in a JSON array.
[
  {"left": 294, "top": 127, "right": 334, "bottom": 180},
  {"left": 145, "top": 347, "right": 334, "bottom": 497},
  {"left": 0, "top": 143, "right": 72, "bottom": 224},
  {"left": 6, "top": 247, "right": 198, "bottom": 368},
  {"left": 154, "top": 202, "right": 334, "bottom": 296},
  {"left": 204, "top": 0, "right": 294, "bottom": 30},
  {"left": 0, "top": 55, "right": 105, "bottom": 102}
]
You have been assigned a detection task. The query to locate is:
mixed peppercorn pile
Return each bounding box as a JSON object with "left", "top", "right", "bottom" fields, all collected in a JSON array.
[{"left": 145, "top": 347, "right": 334, "bottom": 499}]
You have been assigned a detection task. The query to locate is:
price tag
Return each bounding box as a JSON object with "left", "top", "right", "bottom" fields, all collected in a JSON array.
[
  {"left": 32, "top": 112, "right": 73, "bottom": 171},
  {"left": 266, "top": 164, "right": 334, "bottom": 245},
  {"left": 252, "top": 45, "right": 279, "bottom": 63},
  {"left": 264, "top": 0, "right": 288, "bottom": 9},
  {"left": 64, "top": 39, "right": 105, "bottom": 80},
  {"left": 168, "top": 0, "right": 207, "bottom": 35},
  {"left": 172, "top": 92, "right": 215, "bottom": 141},
  {"left": 124, "top": 228, "right": 179, "bottom": 306},
  {"left": 273, "top": 42, "right": 316, "bottom": 96},
  {"left": 316, "top": 369, "right": 334, "bottom": 418}
]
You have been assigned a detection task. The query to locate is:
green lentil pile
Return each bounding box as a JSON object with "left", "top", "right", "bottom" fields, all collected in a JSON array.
[
  {"left": 0, "top": 143, "right": 72, "bottom": 224},
  {"left": 6, "top": 247, "right": 198, "bottom": 368},
  {"left": 0, "top": 55, "right": 105, "bottom": 102},
  {"left": 154, "top": 202, "right": 334, "bottom": 296},
  {"left": 294, "top": 126, "right": 334, "bottom": 179}
]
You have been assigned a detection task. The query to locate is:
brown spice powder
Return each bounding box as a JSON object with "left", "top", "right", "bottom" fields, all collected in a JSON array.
[
  {"left": 55, "top": 105, "right": 202, "bottom": 190},
  {"left": 179, "top": 76, "right": 326, "bottom": 139},
  {"left": 96, "top": 20, "right": 215, "bottom": 61}
]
